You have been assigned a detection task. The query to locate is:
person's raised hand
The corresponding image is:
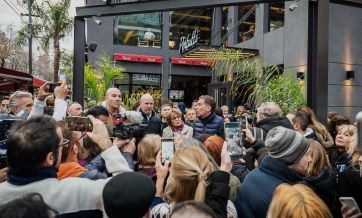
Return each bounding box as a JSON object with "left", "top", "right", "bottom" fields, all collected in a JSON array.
[
  {"left": 121, "top": 138, "right": 136, "bottom": 154},
  {"left": 86, "top": 115, "right": 112, "bottom": 150},
  {"left": 341, "top": 203, "right": 362, "bottom": 218},
  {"left": 155, "top": 151, "right": 170, "bottom": 196},
  {"left": 242, "top": 128, "right": 255, "bottom": 144},
  {"left": 37, "top": 82, "right": 52, "bottom": 101},
  {"left": 220, "top": 141, "right": 232, "bottom": 172},
  {"left": 54, "top": 81, "right": 68, "bottom": 100}
]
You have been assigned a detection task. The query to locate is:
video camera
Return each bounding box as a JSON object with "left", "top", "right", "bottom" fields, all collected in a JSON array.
[
  {"left": 112, "top": 111, "right": 147, "bottom": 140},
  {"left": 0, "top": 119, "right": 22, "bottom": 169}
]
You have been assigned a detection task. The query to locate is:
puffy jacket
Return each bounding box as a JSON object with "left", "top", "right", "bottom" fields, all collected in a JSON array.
[
  {"left": 236, "top": 156, "right": 303, "bottom": 218},
  {"left": 141, "top": 110, "right": 162, "bottom": 135},
  {"left": 194, "top": 113, "right": 224, "bottom": 138}
]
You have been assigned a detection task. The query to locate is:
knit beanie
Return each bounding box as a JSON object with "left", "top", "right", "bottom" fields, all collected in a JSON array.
[
  {"left": 103, "top": 172, "right": 156, "bottom": 218},
  {"left": 265, "top": 126, "right": 310, "bottom": 165}
]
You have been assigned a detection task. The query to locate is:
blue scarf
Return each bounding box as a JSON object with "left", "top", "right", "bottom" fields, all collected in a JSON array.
[{"left": 7, "top": 167, "right": 58, "bottom": 186}]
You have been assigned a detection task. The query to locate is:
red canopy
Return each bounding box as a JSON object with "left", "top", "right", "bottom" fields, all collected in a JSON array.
[
  {"left": 32, "top": 76, "right": 47, "bottom": 87},
  {"left": 171, "top": 57, "right": 193, "bottom": 65},
  {"left": 139, "top": 55, "right": 163, "bottom": 63},
  {"left": 114, "top": 53, "right": 139, "bottom": 62},
  {"left": 193, "top": 59, "right": 212, "bottom": 67}
]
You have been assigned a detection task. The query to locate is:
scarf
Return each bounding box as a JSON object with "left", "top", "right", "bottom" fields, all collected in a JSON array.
[
  {"left": 171, "top": 121, "right": 184, "bottom": 133},
  {"left": 57, "top": 162, "right": 86, "bottom": 180},
  {"left": 8, "top": 167, "right": 58, "bottom": 186}
]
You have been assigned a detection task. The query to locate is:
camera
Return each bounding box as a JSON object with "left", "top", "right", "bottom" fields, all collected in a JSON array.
[
  {"left": 289, "top": 2, "right": 298, "bottom": 11},
  {"left": 113, "top": 123, "right": 147, "bottom": 140},
  {"left": 0, "top": 119, "right": 22, "bottom": 168}
]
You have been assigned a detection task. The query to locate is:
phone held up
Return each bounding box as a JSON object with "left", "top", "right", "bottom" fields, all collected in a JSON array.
[
  {"left": 49, "top": 82, "right": 62, "bottom": 93},
  {"left": 65, "top": 116, "right": 93, "bottom": 132},
  {"left": 224, "top": 122, "right": 243, "bottom": 158},
  {"left": 339, "top": 197, "right": 361, "bottom": 213},
  {"left": 161, "top": 138, "right": 175, "bottom": 163}
]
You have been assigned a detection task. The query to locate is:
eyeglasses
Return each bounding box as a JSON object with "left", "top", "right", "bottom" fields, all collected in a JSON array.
[{"left": 59, "top": 139, "right": 70, "bottom": 148}]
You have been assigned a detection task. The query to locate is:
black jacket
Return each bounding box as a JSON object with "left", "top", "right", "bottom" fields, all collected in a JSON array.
[
  {"left": 140, "top": 110, "right": 162, "bottom": 135},
  {"left": 255, "top": 117, "right": 294, "bottom": 133},
  {"left": 205, "top": 170, "right": 230, "bottom": 218}
]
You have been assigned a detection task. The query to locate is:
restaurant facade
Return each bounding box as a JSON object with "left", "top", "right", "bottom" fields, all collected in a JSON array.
[{"left": 83, "top": 0, "right": 362, "bottom": 118}]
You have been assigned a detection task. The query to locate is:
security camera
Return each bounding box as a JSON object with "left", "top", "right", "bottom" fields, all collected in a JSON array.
[
  {"left": 289, "top": 2, "right": 299, "bottom": 11},
  {"left": 94, "top": 19, "right": 102, "bottom": 25}
]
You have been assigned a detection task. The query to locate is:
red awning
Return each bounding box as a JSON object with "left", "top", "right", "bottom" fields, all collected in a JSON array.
[
  {"left": 32, "top": 76, "right": 47, "bottom": 87},
  {"left": 193, "top": 59, "right": 212, "bottom": 67},
  {"left": 139, "top": 55, "right": 163, "bottom": 63},
  {"left": 171, "top": 57, "right": 193, "bottom": 65},
  {"left": 114, "top": 53, "right": 139, "bottom": 62},
  {"left": 0, "top": 67, "right": 32, "bottom": 81}
]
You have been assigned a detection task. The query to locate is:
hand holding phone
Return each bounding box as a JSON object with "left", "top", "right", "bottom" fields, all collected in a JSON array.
[
  {"left": 224, "top": 122, "right": 243, "bottom": 158},
  {"left": 340, "top": 197, "right": 361, "bottom": 213},
  {"left": 65, "top": 116, "right": 93, "bottom": 132},
  {"left": 161, "top": 138, "right": 175, "bottom": 163},
  {"left": 49, "top": 82, "right": 62, "bottom": 93}
]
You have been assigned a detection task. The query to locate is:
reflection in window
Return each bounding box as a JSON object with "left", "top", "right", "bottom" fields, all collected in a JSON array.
[
  {"left": 115, "top": 73, "right": 161, "bottom": 95},
  {"left": 269, "top": 3, "right": 285, "bottom": 32},
  {"left": 113, "top": 13, "right": 162, "bottom": 48},
  {"left": 169, "top": 9, "right": 212, "bottom": 50},
  {"left": 238, "top": 5, "right": 256, "bottom": 43},
  {"left": 221, "top": 7, "right": 229, "bottom": 39}
]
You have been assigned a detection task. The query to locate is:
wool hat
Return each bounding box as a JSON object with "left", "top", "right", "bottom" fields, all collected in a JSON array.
[
  {"left": 265, "top": 126, "right": 310, "bottom": 165},
  {"left": 103, "top": 172, "right": 156, "bottom": 218}
]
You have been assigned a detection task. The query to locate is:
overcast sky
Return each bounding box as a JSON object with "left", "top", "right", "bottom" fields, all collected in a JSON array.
[{"left": 0, "top": 0, "right": 84, "bottom": 51}]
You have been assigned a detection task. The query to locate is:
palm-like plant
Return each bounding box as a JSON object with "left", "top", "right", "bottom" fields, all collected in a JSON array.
[
  {"left": 208, "top": 47, "right": 305, "bottom": 114},
  {"left": 84, "top": 54, "right": 125, "bottom": 107},
  {"left": 15, "top": 0, "right": 73, "bottom": 82}
]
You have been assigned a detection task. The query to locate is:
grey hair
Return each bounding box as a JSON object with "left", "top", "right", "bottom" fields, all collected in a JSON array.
[
  {"left": 221, "top": 105, "right": 228, "bottom": 111},
  {"left": 257, "top": 102, "right": 283, "bottom": 121},
  {"left": 9, "top": 91, "right": 32, "bottom": 109}
]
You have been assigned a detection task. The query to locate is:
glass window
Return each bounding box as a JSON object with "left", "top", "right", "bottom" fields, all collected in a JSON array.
[
  {"left": 169, "top": 9, "right": 212, "bottom": 50},
  {"left": 113, "top": 13, "right": 162, "bottom": 48},
  {"left": 116, "top": 73, "right": 161, "bottom": 95},
  {"left": 221, "top": 7, "right": 229, "bottom": 39},
  {"left": 269, "top": 3, "right": 285, "bottom": 32},
  {"left": 238, "top": 5, "right": 256, "bottom": 43}
]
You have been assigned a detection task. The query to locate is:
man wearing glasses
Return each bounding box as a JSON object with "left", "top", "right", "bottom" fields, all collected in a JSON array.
[{"left": 0, "top": 115, "right": 132, "bottom": 216}]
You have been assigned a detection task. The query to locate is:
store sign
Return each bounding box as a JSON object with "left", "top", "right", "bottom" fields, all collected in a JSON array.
[{"left": 179, "top": 30, "right": 200, "bottom": 54}]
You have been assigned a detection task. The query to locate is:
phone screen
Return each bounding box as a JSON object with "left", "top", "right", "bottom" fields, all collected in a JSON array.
[
  {"left": 339, "top": 197, "right": 361, "bottom": 213},
  {"left": 225, "top": 122, "right": 243, "bottom": 158},
  {"left": 65, "top": 116, "right": 93, "bottom": 132},
  {"left": 161, "top": 139, "right": 175, "bottom": 163}
]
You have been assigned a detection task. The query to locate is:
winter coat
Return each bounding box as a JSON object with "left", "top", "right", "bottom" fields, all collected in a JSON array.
[
  {"left": 236, "top": 156, "right": 303, "bottom": 218},
  {"left": 141, "top": 110, "right": 162, "bottom": 135},
  {"left": 162, "top": 124, "right": 193, "bottom": 138},
  {"left": 194, "top": 113, "right": 224, "bottom": 138},
  {"left": 255, "top": 116, "right": 293, "bottom": 133}
]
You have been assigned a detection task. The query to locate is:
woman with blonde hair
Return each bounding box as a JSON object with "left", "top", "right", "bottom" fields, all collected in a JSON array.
[
  {"left": 267, "top": 183, "right": 332, "bottom": 218},
  {"left": 137, "top": 134, "right": 161, "bottom": 182},
  {"left": 334, "top": 124, "right": 359, "bottom": 167},
  {"left": 162, "top": 108, "right": 193, "bottom": 138},
  {"left": 151, "top": 144, "right": 237, "bottom": 218}
]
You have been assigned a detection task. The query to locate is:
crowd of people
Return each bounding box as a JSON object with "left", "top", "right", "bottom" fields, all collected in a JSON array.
[{"left": 0, "top": 81, "right": 361, "bottom": 218}]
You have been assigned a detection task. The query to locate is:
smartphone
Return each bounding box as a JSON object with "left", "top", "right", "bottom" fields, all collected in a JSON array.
[
  {"left": 224, "top": 122, "right": 243, "bottom": 158},
  {"left": 161, "top": 138, "right": 175, "bottom": 163},
  {"left": 49, "top": 82, "right": 62, "bottom": 93},
  {"left": 65, "top": 116, "right": 93, "bottom": 132},
  {"left": 356, "top": 112, "right": 362, "bottom": 154},
  {"left": 340, "top": 197, "right": 361, "bottom": 213}
]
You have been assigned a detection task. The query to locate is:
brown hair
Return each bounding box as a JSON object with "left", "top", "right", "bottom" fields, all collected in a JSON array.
[
  {"left": 289, "top": 111, "right": 309, "bottom": 131},
  {"left": 56, "top": 121, "right": 76, "bottom": 163},
  {"left": 165, "top": 146, "right": 214, "bottom": 203},
  {"left": 198, "top": 95, "right": 216, "bottom": 114},
  {"left": 267, "top": 184, "right": 332, "bottom": 218},
  {"left": 166, "top": 108, "right": 182, "bottom": 126},
  {"left": 299, "top": 106, "right": 331, "bottom": 141},
  {"left": 137, "top": 134, "right": 161, "bottom": 167},
  {"left": 307, "top": 140, "right": 332, "bottom": 177}
]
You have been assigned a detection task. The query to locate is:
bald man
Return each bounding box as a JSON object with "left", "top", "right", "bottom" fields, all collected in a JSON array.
[
  {"left": 139, "top": 94, "right": 161, "bottom": 135},
  {"left": 101, "top": 88, "right": 126, "bottom": 125},
  {"left": 67, "top": 102, "right": 83, "bottom": 117}
]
